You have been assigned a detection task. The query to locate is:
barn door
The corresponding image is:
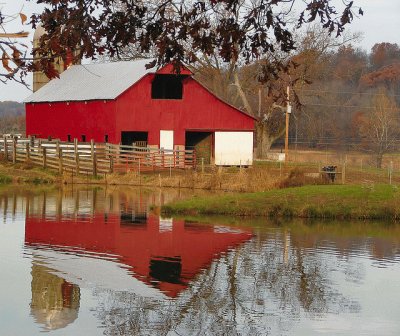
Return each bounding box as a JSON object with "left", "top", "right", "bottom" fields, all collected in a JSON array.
[
  {"left": 215, "top": 132, "right": 253, "bottom": 165},
  {"left": 160, "top": 130, "right": 174, "bottom": 150}
]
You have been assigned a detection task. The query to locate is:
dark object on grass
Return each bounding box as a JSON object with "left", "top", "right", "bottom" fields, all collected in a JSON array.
[{"left": 322, "top": 166, "right": 337, "bottom": 182}]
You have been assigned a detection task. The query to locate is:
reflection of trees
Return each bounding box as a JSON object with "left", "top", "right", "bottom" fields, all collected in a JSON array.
[
  {"left": 30, "top": 261, "right": 80, "bottom": 331},
  {"left": 93, "top": 230, "right": 361, "bottom": 335}
]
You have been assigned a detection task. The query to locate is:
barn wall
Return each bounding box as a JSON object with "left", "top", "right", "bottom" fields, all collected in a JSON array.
[
  {"left": 26, "top": 100, "right": 118, "bottom": 142},
  {"left": 26, "top": 73, "right": 255, "bottom": 147},
  {"left": 115, "top": 75, "right": 255, "bottom": 146}
]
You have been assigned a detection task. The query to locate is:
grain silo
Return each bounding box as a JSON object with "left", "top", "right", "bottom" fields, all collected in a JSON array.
[{"left": 33, "top": 25, "right": 80, "bottom": 92}]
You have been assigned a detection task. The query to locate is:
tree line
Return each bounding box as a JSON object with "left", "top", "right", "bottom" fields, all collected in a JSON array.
[
  {"left": 0, "top": 101, "right": 25, "bottom": 135},
  {"left": 290, "top": 41, "right": 400, "bottom": 168}
]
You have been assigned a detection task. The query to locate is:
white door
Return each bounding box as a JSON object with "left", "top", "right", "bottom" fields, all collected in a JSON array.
[
  {"left": 215, "top": 132, "right": 253, "bottom": 165},
  {"left": 160, "top": 130, "right": 174, "bottom": 150}
]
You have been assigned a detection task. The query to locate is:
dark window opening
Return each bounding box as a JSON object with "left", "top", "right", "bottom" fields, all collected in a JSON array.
[
  {"left": 67, "top": 134, "right": 71, "bottom": 142},
  {"left": 185, "top": 131, "right": 213, "bottom": 164},
  {"left": 151, "top": 74, "right": 188, "bottom": 100},
  {"left": 81, "top": 135, "right": 86, "bottom": 142},
  {"left": 121, "top": 131, "right": 148, "bottom": 146},
  {"left": 149, "top": 256, "right": 182, "bottom": 284},
  {"left": 104, "top": 134, "right": 109, "bottom": 143},
  {"left": 120, "top": 211, "right": 147, "bottom": 226}
]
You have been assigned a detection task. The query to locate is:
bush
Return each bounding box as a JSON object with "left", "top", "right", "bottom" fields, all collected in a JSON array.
[
  {"left": 278, "top": 167, "right": 326, "bottom": 189},
  {"left": 278, "top": 168, "right": 306, "bottom": 188}
]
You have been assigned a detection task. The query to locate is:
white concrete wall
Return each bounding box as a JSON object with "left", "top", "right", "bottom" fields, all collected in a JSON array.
[{"left": 215, "top": 132, "right": 253, "bottom": 166}]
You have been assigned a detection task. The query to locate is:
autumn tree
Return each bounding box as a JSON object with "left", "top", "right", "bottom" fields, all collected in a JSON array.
[
  {"left": 360, "top": 63, "right": 400, "bottom": 103},
  {"left": 356, "top": 90, "right": 400, "bottom": 168},
  {"left": 370, "top": 42, "right": 400, "bottom": 71}
]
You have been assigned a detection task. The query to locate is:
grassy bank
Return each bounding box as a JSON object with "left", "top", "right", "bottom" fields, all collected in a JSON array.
[
  {"left": 162, "top": 184, "right": 400, "bottom": 220},
  {"left": 0, "top": 162, "right": 58, "bottom": 184}
]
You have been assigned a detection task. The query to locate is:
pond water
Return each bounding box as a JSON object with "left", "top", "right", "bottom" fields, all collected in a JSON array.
[{"left": 0, "top": 186, "right": 400, "bottom": 336}]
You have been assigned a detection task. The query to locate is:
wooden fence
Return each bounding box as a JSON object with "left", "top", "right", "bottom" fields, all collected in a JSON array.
[{"left": 0, "top": 136, "right": 196, "bottom": 176}]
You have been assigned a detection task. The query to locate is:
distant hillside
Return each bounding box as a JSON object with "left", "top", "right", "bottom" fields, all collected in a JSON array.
[{"left": 0, "top": 101, "right": 24, "bottom": 117}]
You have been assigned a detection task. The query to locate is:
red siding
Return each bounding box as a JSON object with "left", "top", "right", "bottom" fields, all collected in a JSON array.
[
  {"left": 26, "top": 72, "right": 255, "bottom": 145},
  {"left": 26, "top": 100, "right": 118, "bottom": 142}
]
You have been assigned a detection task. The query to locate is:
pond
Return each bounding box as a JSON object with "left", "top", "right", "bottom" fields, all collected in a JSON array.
[{"left": 0, "top": 186, "right": 399, "bottom": 335}]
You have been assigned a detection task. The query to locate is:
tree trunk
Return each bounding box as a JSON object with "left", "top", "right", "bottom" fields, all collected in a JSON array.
[
  {"left": 255, "top": 121, "right": 284, "bottom": 158},
  {"left": 376, "top": 152, "right": 383, "bottom": 169}
]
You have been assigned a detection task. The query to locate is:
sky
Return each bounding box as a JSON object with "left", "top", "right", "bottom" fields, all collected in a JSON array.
[{"left": 1, "top": 0, "right": 400, "bottom": 102}]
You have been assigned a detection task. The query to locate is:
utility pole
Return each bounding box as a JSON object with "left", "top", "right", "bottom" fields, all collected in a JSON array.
[{"left": 285, "top": 85, "right": 291, "bottom": 162}]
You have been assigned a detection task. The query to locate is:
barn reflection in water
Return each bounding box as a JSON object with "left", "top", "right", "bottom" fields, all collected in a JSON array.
[{"left": 24, "top": 188, "right": 253, "bottom": 304}]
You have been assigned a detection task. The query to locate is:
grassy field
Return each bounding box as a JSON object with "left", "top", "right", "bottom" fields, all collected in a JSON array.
[{"left": 162, "top": 184, "right": 400, "bottom": 220}]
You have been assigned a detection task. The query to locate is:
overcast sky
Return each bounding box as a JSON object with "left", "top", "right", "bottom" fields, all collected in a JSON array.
[{"left": 1, "top": 0, "right": 400, "bottom": 102}]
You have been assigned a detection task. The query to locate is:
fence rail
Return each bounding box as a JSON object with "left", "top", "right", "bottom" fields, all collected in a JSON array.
[{"left": 0, "top": 136, "right": 196, "bottom": 176}]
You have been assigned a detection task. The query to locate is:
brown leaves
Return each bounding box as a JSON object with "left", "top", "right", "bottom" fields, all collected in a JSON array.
[
  {"left": 1, "top": 53, "right": 12, "bottom": 73},
  {"left": 19, "top": 13, "right": 28, "bottom": 25}
]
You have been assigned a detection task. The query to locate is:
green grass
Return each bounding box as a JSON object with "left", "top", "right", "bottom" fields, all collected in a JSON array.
[
  {"left": 162, "top": 184, "right": 400, "bottom": 220},
  {"left": 0, "top": 173, "right": 12, "bottom": 184}
]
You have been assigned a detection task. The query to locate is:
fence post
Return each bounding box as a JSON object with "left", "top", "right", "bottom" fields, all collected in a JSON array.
[
  {"left": 341, "top": 161, "right": 346, "bottom": 184},
  {"left": 201, "top": 157, "right": 204, "bottom": 174},
  {"left": 74, "top": 138, "right": 79, "bottom": 174},
  {"left": 109, "top": 154, "right": 114, "bottom": 173},
  {"left": 26, "top": 142, "right": 30, "bottom": 162},
  {"left": 93, "top": 152, "right": 97, "bottom": 177},
  {"left": 91, "top": 139, "right": 97, "bottom": 177},
  {"left": 3, "top": 135, "right": 8, "bottom": 161},
  {"left": 12, "top": 138, "right": 17, "bottom": 164},
  {"left": 42, "top": 147, "right": 47, "bottom": 168},
  {"left": 59, "top": 148, "right": 63, "bottom": 174},
  {"left": 389, "top": 161, "right": 393, "bottom": 185}
]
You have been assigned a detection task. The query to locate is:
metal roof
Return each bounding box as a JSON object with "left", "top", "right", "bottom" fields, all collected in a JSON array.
[{"left": 25, "top": 59, "right": 156, "bottom": 103}]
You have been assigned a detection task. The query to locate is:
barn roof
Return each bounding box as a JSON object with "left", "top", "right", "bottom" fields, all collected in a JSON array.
[{"left": 25, "top": 59, "right": 156, "bottom": 103}]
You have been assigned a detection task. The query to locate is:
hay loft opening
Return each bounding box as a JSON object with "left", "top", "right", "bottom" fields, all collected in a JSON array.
[{"left": 151, "top": 74, "right": 188, "bottom": 100}]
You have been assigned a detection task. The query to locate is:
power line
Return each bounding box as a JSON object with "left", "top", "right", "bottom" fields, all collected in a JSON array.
[
  {"left": 302, "top": 103, "right": 399, "bottom": 110},
  {"left": 299, "top": 89, "right": 400, "bottom": 97}
]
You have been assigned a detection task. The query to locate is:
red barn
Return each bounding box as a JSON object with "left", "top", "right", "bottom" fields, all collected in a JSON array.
[{"left": 25, "top": 59, "right": 256, "bottom": 165}]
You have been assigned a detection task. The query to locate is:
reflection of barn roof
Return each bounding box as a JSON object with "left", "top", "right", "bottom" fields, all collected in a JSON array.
[{"left": 25, "top": 59, "right": 156, "bottom": 103}]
